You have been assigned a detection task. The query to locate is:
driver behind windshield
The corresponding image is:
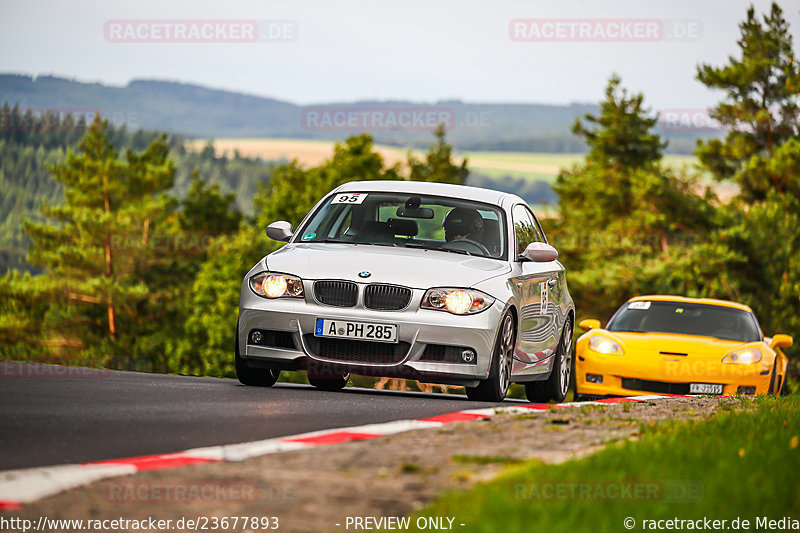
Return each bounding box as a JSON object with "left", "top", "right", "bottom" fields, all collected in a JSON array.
[{"left": 443, "top": 207, "right": 484, "bottom": 243}]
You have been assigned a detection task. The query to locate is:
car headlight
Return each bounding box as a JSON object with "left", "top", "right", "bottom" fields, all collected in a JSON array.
[
  {"left": 421, "top": 288, "right": 494, "bottom": 315},
  {"left": 722, "top": 347, "right": 762, "bottom": 364},
  {"left": 588, "top": 335, "right": 624, "bottom": 355},
  {"left": 249, "top": 272, "right": 304, "bottom": 299}
]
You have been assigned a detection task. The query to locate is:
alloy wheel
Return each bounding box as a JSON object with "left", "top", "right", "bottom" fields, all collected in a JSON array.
[
  {"left": 498, "top": 314, "right": 515, "bottom": 396},
  {"left": 559, "top": 323, "right": 573, "bottom": 397}
]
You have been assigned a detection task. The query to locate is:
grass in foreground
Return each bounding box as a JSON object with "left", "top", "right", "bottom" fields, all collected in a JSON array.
[{"left": 406, "top": 395, "right": 800, "bottom": 532}]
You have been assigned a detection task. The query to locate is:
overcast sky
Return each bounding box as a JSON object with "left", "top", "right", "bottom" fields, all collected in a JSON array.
[{"left": 1, "top": 0, "right": 798, "bottom": 110}]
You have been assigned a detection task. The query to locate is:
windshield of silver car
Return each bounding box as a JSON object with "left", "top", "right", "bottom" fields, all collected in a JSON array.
[{"left": 295, "top": 192, "right": 507, "bottom": 259}]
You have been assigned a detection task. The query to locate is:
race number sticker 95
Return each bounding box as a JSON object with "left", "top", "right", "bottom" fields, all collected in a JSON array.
[{"left": 332, "top": 193, "right": 367, "bottom": 204}]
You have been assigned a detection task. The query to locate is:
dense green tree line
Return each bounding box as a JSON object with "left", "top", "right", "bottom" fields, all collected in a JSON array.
[
  {"left": 552, "top": 2, "right": 799, "bottom": 384},
  {"left": 0, "top": 104, "right": 275, "bottom": 272}
]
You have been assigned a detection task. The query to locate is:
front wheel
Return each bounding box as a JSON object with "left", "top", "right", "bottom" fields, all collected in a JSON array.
[
  {"left": 308, "top": 372, "right": 350, "bottom": 391},
  {"left": 235, "top": 333, "right": 281, "bottom": 387},
  {"left": 465, "top": 311, "right": 516, "bottom": 402},
  {"left": 525, "top": 318, "right": 573, "bottom": 403}
]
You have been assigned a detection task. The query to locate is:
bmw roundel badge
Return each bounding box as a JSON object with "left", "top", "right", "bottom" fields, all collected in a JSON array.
[{"left": 358, "top": 271, "right": 371, "bottom": 278}]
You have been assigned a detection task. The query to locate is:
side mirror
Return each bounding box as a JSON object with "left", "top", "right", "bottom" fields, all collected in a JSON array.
[
  {"left": 521, "top": 242, "right": 559, "bottom": 262},
  {"left": 579, "top": 319, "right": 601, "bottom": 331},
  {"left": 265, "top": 221, "right": 293, "bottom": 242},
  {"left": 770, "top": 334, "right": 793, "bottom": 350}
]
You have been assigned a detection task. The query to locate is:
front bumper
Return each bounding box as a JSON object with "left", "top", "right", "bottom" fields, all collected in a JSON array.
[
  {"left": 576, "top": 349, "right": 772, "bottom": 396},
  {"left": 238, "top": 284, "right": 505, "bottom": 387}
]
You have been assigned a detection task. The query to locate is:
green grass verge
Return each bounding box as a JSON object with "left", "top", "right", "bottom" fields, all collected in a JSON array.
[{"left": 406, "top": 395, "right": 800, "bottom": 532}]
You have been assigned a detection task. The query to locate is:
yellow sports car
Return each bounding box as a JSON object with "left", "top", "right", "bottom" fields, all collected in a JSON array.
[{"left": 576, "top": 295, "right": 792, "bottom": 398}]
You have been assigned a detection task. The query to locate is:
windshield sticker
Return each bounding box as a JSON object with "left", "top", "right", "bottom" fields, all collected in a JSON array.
[
  {"left": 332, "top": 193, "right": 367, "bottom": 204},
  {"left": 628, "top": 301, "right": 651, "bottom": 310},
  {"left": 301, "top": 232, "right": 316, "bottom": 241}
]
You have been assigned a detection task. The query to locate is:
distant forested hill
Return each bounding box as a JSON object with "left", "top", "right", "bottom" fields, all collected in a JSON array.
[
  {"left": 0, "top": 73, "right": 710, "bottom": 153},
  {"left": 0, "top": 105, "right": 274, "bottom": 272}
]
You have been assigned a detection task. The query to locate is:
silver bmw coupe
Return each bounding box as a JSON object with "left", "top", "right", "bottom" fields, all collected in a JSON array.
[{"left": 237, "top": 180, "right": 575, "bottom": 402}]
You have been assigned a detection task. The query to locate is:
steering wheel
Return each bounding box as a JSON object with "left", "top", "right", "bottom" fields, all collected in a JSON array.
[{"left": 442, "top": 238, "right": 491, "bottom": 256}]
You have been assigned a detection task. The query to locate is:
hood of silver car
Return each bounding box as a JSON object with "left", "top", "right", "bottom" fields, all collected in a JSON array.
[{"left": 264, "top": 243, "right": 510, "bottom": 289}]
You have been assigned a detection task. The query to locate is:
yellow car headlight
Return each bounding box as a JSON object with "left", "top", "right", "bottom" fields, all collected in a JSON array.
[
  {"left": 589, "top": 335, "right": 624, "bottom": 355},
  {"left": 249, "top": 272, "right": 304, "bottom": 299},
  {"left": 722, "top": 347, "right": 762, "bottom": 364}
]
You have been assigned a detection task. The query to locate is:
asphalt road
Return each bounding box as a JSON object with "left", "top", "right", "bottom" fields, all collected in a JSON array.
[{"left": 0, "top": 362, "right": 516, "bottom": 471}]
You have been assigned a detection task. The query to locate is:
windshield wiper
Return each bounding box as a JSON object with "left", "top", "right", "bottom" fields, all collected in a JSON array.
[
  {"left": 306, "top": 238, "right": 393, "bottom": 246},
  {"left": 352, "top": 241, "right": 399, "bottom": 247},
  {"left": 403, "top": 242, "right": 472, "bottom": 256},
  {"left": 310, "top": 239, "right": 357, "bottom": 244}
]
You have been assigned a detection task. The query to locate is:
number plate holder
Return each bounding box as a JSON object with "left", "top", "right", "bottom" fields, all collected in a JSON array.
[
  {"left": 689, "top": 383, "right": 723, "bottom": 395},
  {"left": 314, "top": 318, "right": 398, "bottom": 343}
]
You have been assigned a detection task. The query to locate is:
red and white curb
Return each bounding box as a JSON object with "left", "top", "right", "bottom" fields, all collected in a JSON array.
[{"left": 0, "top": 395, "right": 685, "bottom": 510}]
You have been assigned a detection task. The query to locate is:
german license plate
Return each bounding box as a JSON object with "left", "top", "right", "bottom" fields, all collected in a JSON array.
[
  {"left": 689, "top": 383, "right": 723, "bottom": 395},
  {"left": 314, "top": 318, "right": 398, "bottom": 343}
]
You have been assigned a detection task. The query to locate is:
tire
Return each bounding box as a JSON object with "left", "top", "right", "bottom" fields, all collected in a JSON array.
[
  {"left": 465, "top": 311, "right": 515, "bottom": 402},
  {"left": 525, "top": 318, "right": 573, "bottom": 403},
  {"left": 235, "top": 325, "right": 280, "bottom": 387},
  {"left": 308, "top": 372, "right": 350, "bottom": 391}
]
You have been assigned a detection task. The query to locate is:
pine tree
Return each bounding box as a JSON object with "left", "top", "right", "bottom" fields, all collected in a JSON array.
[
  {"left": 407, "top": 124, "right": 469, "bottom": 185},
  {"left": 572, "top": 74, "right": 665, "bottom": 172},
  {"left": 696, "top": 1, "right": 800, "bottom": 201},
  {"left": 554, "top": 75, "right": 693, "bottom": 233},
  {"left": 21, "top": 118, "right": 176, "bottom": 368},
  {"left": 552, "top": 75, "right": 712, "bottom": 318}
]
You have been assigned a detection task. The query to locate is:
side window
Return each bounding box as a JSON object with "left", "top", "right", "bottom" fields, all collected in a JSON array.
[{"left": 512, "top": 204, "right": 544, "bottom": 256}]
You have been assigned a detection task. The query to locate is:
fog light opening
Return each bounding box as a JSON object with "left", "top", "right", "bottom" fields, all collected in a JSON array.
[
  {"left": 736, "top": 386, "right": 756, "bottom": 395},
  {"left": 250, "top": 330, "right": 263, "bottom": 344},
  {"left": 461, "top": 349, "right": 476, "bottom": 364},
  {"left": 586, "top": 373, "right": 603, "bottom": 384}
]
